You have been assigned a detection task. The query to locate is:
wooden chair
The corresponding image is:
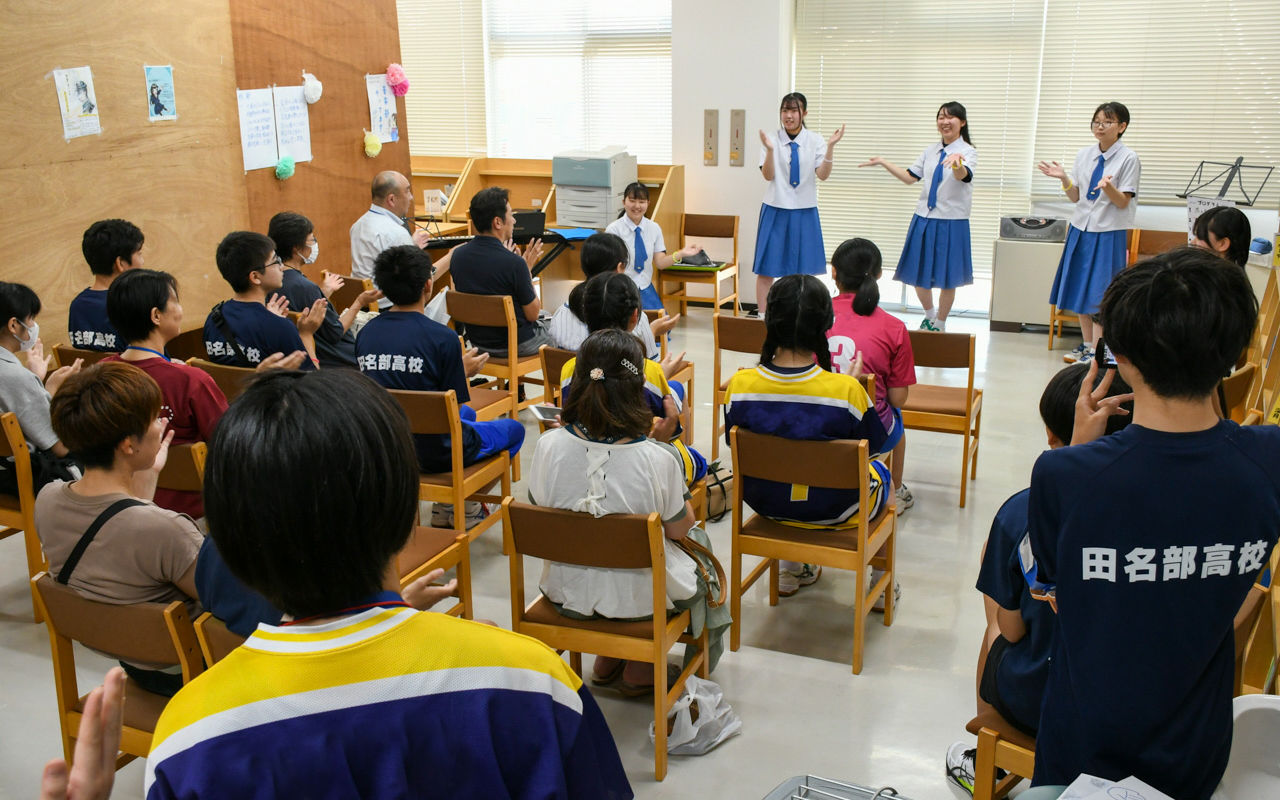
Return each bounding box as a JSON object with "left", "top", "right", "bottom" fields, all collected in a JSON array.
[
  {"left": 0, "top": 412, "right": 47, "bottom": 620},
  {"left": 327, "top": 272, "right": 379, "bottom": 313},
  {"left": 728, "top": 427, "right": 896, "bottom": 674},
  {"left": 1221, "top": 363, "right": 1257, "bottom": 423},
  {"left": 396, "top": 527, "right": 472, "bottom": 619},
  {"left": 193, "top": 612, "right": 246, "bottom": 666},
  {"left": 187, "top": 358, "right": 256, "bottom": 403},
  {"left": 165, "top": 328, "right": 208, "bottom": 362},
  {"left": 538, "top": 345, "right": 576, "bottom": 409},
  {"left": 1238, "top": 545, "right": 1279, "bottom": 695},
  {"left": 711, "top": 313, "right": 767, "bottom": 461},
  {"left": 966, "top": 699, "right": 1036, "bottom": 800},
  {"left": 447, "top": 290, "right": 544, "bottom": 414},
  {"left": 155, "top": 442, "right": 206, "bottom": 496},
  {"left": 1127, "top": 228, "right": 1187, "bottom": 265},
  {"left": 53, "top": 344, "right": 113, "bottom": 368},
  {"left": 1046, "top": 305, "right": 1078, "bottom": 352},
  {"left": 644, "top": 309, "right": 697, "bottom": 447},
  {"left": 456, "top": 335, "right": 511, "bottom": 423},
  {"left": 501, "top": 498, "right": 709, "bottom": 781},
  {"left": 387, "top": 388, "right": 512, "bottom": 548},
  {"left": 32, "top": 572, "right": 204, "bottom": 768},
  {"left": 659, "top": 213, "right": 740, "bottom": 317},
  {"left": 901, "top": 330, "right": 983, "bottom": 508}
]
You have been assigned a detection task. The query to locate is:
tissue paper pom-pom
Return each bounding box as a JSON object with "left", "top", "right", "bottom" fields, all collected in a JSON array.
[
  {"left": 390, "top": 77, "right": 410, "bottom": 97},
  {"left": 302, "top": 72, "right": 323, "bottom": 104},
  {"left": 386, "top": 63, "right": 407, "bottom": 86},
  {"left": 363, "top": 131, "right": 382, "bottom": 158},
  {"left": 275, "top": 157, "right": 295, "bottom": 180}
]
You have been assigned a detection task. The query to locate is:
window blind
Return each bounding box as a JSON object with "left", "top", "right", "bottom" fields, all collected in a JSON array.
[{"left": 397, "top": 0, "right": 488, "bottom": 157}]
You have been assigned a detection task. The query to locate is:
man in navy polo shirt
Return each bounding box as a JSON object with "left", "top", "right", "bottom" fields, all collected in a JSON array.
[
  {"left": 449, "top": 187, "right": 552, "bottom": 358},
  {"left": 1027, "top": 247, "right": 1280, "bottom": 799},
  {"left": 69, "top": 219, "right": 144, "bottom": 352}
]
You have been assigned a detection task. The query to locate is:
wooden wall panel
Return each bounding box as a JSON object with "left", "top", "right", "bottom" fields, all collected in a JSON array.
[
  {"left": 228, "top": 0, "right": 413, "bottom": 276},
  {"left": 0, "top": 0, "right": 249, "bottom": 339}
]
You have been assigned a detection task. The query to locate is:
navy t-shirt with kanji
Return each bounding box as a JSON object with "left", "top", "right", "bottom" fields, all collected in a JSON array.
[
  {"left": 271, "top": 269, "right": 357, "bottom": 368},
  {"left": 975, "top": 488, "right": 1055, "bottom": 735},
  {"left": 67, "top": 288, "right": 124, "bottom": 352},
  {"left": 202, "top": 300, "right": 314, "bottom": 370},
  {"left": 1028, "top": 421, "right": 1280, "bottom": 799},
  {"left": 355, "top": 311, "right": 479, "bottom": 472}
]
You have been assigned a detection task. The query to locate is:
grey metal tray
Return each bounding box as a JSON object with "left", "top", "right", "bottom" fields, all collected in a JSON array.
[{"left": 762, "top": 775, "right": 914, "bottom": 800}]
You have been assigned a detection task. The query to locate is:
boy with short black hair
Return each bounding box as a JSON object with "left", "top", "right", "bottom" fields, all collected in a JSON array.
[
  {"left": 70, "top": 219, "right": 145, "bottom": 352},
  {"left": 202, "top": 231, "right": 322, "bottom": 369},
  {"left": 1027, "top": 247, "right": 1280, "bottom": 798}
]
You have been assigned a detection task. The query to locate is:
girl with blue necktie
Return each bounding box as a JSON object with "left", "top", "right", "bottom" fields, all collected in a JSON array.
[
  {"left": 860, "top": 102, "right": 977, "bottom": 332},
  {"left": 1039, "top": 102, "right": 1140, "bottom": 364},
  {"left": 754, "top": 92, "right": 845, "bottom": 315},
  {"left": 605, "top": 182, "right": 703, "bottom": 312}
]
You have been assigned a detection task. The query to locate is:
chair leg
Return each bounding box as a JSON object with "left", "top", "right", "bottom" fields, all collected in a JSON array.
[
  {"left": 973, "top": 728, "right": 1000, "bottom": 800},
  {"left": 711, "top": 402, "right": 721, "bottom": 462},
  {"left": 569, "top": 651, "right": 582, "bottom": 677},
  {"left": 768, "top": 559, "right": 779, "bottom": 607},
  {"left": 852, "top": 560, "right": 866, "bottom": 675},
  {"left": 730, "top": 547, "right": 742, "bottom": 652},
  {"left": 883, "top": 529, "right": 896, "bottom": 628},
  {"left": 970, "top": 412, "right": 982, "bottom": 480},
  {"left": 457, "top": 543, "right": 474, "bottom": 620},
  {"left": 653, "top": 643, "right": 669, "bottom": 780},
  {"left": 959, "top": 429, "right": 971, "bottom": 509},
  {"left": 696, "top": 626, "right": 710, "bottom": 679}
]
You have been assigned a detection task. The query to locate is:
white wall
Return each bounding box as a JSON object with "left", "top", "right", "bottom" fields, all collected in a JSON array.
[{"left": 672, "top": 0, "right": 794, "bottom": 307}]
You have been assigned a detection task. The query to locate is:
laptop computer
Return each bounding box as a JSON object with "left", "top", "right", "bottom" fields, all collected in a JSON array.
[{"left": 512, "top": 210, "right": 546, "bottom": 243}]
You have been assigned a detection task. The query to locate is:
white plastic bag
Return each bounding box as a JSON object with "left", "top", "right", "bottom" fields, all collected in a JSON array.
[
  {"left": 648, "top": 675, "right": 741, "bottom": 755},
  {"left": 425, "top": 287, "right": 450, "bottom": 325}
]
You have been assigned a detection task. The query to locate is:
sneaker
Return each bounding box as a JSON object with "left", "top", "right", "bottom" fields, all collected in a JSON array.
[
  {"left": 945, "top": 741, "right": 977, "bottom": 796},
  {"left": 870, "top": 568, "right": 902, "bottom": 612},
  {"left": 430, "top": 501, "right": 488, "bottom": 529},
  {"left": 1062, "top": 343, "right": 1087, "bottom": 363},
  {"left": 1076, "top": 346, "right": 1096, "bottom": 365},
  {"left": 777, "top": 563, "right": 821, "bottom": 597},
  {"left": 919, "top": 317, "right": 941, "bottom": 332},
  {"left": 895, "top": 483, "right": 915, "bottom": 514}
]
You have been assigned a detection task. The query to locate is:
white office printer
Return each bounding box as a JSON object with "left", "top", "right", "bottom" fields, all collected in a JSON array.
[{"left": 552, "top": 146, "right": 638, "bottom": 229}]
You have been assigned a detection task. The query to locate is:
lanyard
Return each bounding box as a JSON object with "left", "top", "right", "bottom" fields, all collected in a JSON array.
[
  {"left": 281, "top": 591, "right": 411, "bottom": 626},
  {"left": 125, "top": 345, "right": 170, "bottom": 361}
]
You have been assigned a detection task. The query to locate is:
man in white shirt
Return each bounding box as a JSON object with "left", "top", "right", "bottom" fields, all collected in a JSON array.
[{"left": 349, "top": 171, "right": 452, "bottom": 314}]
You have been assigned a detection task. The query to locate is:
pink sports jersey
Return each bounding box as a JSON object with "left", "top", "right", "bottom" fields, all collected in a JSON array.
[{"left": 826, "top": 293, "right": 916, "bottom": 430}]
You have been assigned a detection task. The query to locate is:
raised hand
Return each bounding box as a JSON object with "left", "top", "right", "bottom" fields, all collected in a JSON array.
[
  {"left": 650, "top": 312, "right": 680, "bottom": 337},
  {"left": 659, "top": 349, "right": 688, "bottom": 380},
  {"left": 321, "top": 272, "right": 344, "bottom": 298},
  {"left": 39, "top": 666, "right": 125, "bottom": 800},
  {"left": 826, "top": 124, "right": 846, "bottom": 149},
  {"left": 1037, "top": 160, "right": 1067, "bottom": 181},
  {"left": 266, "top": 294, "right": 290, "bottom": 317},
  {"left": 462, "top": 346, "right": 490, "bottom": 378},
  {"left": 257, "top": 351, "right": 308, "bottom": 371},
  {"left": 296, "top": 298, "right": 327, "bottom": 336},
  {"left": 1070, "top": 359, "right": 1134, "bottom": 446},
  {"left": 858, "top": 156, "right": 887, "bottom": 168},
  {"left": 758, "top": 129, "right": 774, "bottom": 150},
  {"left": 944, "top": 152, "right": 966, "bottom": 170},
  {"left": 45, "top": 359, "right": 84, "bottom": 396}
]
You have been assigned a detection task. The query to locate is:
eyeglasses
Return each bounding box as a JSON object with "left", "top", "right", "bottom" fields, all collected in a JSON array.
[
  {"left": 1091, "top": 120, "right": 1118, "bottom": 129},
  {"left": 264, "top": 256, "right": 283, "bottom": 269}
]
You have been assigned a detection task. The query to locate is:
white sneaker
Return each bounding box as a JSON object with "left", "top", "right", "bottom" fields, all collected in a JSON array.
[
  {"left": 895, "top": 483, "right": 915, "bottom": 514},
  {"left": 777, "top": 563, "right": 821, "bottom": 597},
  {"left": 945, "top": 741, "right": 977, "bottom": 796},
  {"left": 430, "top": 501, "right": 488, "bottom": 529},
  {"left": 1062, "top": 343, "right": 1087, "bottom": 363},
  {"left": 869, "top": 568, "right": 902, "bottom": 612},
  {"left": 1076, "top": 346, "right": 1096, "bottom": 365}
]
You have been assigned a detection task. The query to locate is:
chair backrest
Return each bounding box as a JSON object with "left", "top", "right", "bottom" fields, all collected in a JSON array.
[
  {"left": 1128, "top": 229, "right": 1187, "bottom": 264},
  {"left": 187, "top": 358, "right": 256, "bottom": 403},
  {"left": 504, "top": 499, "right": 660, "bottom": 569},
  {"left": 539, "top": 345, "right": 576, "bottom": 404},
  {"left": 53, "top": 345, "right": 113, "bottom": 369},
  {"left": 194, "top": 611, "right": 246, "bottom": 666},
  {"left": 682, "top": 213, "right": 739, "bottom": 264},
  {"left": 446, "top": 290, "right": 516, "bottom": 329},
  {"left": 731, "top": 427, "right": 867, "bottom": 491},
  {"left": 1221, "top": 363, "right": 1257, "bottom": 423},
  {"left": 328, "top": 273, "right": 378, "bottom": 313},
  {"left": 908, "top": 330, "right": 974, "bottom": 369},
  {"left": 32, "top": 573, "right": 204, "bottom": 679},
  {"left": 156, "top": 442, "right": 207, "bottom": 494},
  {"left": 0, "top": 413, "right": 34, "bottom": 497},
  {"left": 388, "top": 387, "right": 462, "bottom": 440},
  {"left": 714, "top": 313, "right": 766, "bottom": 356},
  {"left": 166, "top": 328, "right": 208, "bottom": 362}
]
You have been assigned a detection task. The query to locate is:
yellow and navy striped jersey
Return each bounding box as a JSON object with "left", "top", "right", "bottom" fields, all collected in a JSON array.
[
  {"left": 145, "top": 606, "right": 632, "bottom": 799},
  {"left": 724, "top": 362, "right": 890, "bottom": 528},
  {"left": 562, "top": 356, "right": 707, "bottom": 484}
]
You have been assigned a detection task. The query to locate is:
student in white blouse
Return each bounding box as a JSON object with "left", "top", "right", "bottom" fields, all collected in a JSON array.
[
  {"left": 860, "top": 102, "right": 978, "bottom": 332},
  {"left": 754, "top": 92, "right": 845, "bottom": 315},
  {"left": 1038, "top": 102, "right": 1140, "bottom": 364},
  {"left": 604, "top": 183, "right": 702, "bottom": 312}
]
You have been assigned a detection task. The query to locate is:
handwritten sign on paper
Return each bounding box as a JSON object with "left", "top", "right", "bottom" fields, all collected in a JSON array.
[
  {"left": 366, "top": 74, "right": 399, "bottom": 144},
  {"left": 272, "top": 85, "right": 312, "bottom": 163},
  {"left": 237, "top": 88, "right": 278, "bottom": 171}
]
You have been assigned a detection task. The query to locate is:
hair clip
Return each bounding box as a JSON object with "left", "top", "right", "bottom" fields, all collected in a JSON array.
[
  {"left": 589, "top": 367, "right": 605, "bottom": 381},
  {"left": 620, "top": 358, "right": 639, "bottom": 375}
]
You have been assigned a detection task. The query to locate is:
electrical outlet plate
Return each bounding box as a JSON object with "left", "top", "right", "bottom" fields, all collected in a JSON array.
[
  {"left": 704, "top": 109, "right": 718, "bottom": 166},
  {"left": 729, "top": 109, "right": 745, "bottom": 166}
]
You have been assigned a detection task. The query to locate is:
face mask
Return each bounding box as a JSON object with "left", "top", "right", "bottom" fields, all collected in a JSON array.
[
  {"left": 303, "top": 242, "right": 319, "bottom": 264},
  {"left": 17, "top": 320, "right": 38, "bottom": 352}
]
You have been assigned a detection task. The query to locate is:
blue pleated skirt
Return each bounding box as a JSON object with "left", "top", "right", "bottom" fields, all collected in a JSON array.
[
  {"left": 753, "top": 204, "right": 826, "bottom": 277},
  {"left": 894, "top": 215, "right": 973, "bottom": 290},
  {"left": 1048, "top": 226, "right": 1128, "bottom": 315}
]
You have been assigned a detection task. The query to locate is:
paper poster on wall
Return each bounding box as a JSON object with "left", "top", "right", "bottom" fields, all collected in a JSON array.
[
  {"left": 365, "top": 74, "right": 399, "bottom": 143},
  {"left": 236, "top": 88, "right": 278, "bottom": 171},
  {"left": 1186, "top": 196, "right": 1234, "bottom": 243},
  {"left": 272, "top": 85, "right": 312, "bottom": 162},
  {"left": 52, "top": 66, "right": 101, "bottom": 139},
  {"left": 145, "top": 65, "right": 177, "bottom": 122}
]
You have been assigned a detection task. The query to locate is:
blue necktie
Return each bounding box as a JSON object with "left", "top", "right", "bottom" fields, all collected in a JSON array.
[
  {"left": 927, "top": 148, "right": 946, "bottom": 210},
  {"left": 788, "top": 140, "right": 800, "bottom": 188},
  {"left": 633, "top": 225, "right": 647, "bottom": 274},
  {"left": 1086, "top": 154, "right": 1106, "bottom": 201}
]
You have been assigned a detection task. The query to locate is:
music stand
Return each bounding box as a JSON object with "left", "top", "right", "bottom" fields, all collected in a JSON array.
[{"left": 1177, "top": 157, "right": 1273, "bottom": 207}]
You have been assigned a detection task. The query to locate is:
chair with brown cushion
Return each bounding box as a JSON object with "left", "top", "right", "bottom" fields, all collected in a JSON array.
[
  {"left": 53, "top": 345, "right": 113, "bottom": 369},
  {"left": 711, "top": 314, "right": 767, "bottom": 461},
  {"left": 728, "top": 427, "right": 896, "bottom": 674},
  {"left": 327, "top": 273, "right": 379, "bottom": 313},
  {"left": 659, "top": 214, "right": 740, "bottom": 317},
  {"left": 501, "top": 498, "right": 709, "bottom": 781},
  {"left": 187, "top": 358, "right": 257, "bottom": 403},
  {"left": 32, "top": 572, "right": 204, "bottom": 768},
  {"left": 901, "top": 330, "right": 983, "bottom": 508},
  {"left": 447, "top": 290, "right": 545, "bottom": 414},
  {"left": 0, "top": 412, "right": 48, "bottom": 620},
  {"left": 193, "top": 612, "right": 246, "bottom": 666},
  {"left": 395, "top": 527, "right": 472, "bottom": 619},
  {"left": 387, "top": 388, "right": 512, "bottom": 549},
  {"left": 165, "top": 328, "right": 208, "bottom": 362},
  {"left": 965, "top": 699, "right": 1036, "bottom": 800}
]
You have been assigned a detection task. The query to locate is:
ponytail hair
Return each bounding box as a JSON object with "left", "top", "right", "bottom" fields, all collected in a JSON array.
[
  {"left": 761, "top": 274, "right": 835, "bottom": 371},
  {"left": 582, "top": 271, "right": 641, "bottom": 334},
  {"left": 561, "top": 329, "right": 652, "bottom": 440},
  {"left": 831, "top": 238, "right": 883, "bottom": 317}
]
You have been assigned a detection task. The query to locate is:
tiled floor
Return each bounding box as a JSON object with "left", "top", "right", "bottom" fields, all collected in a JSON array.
[{"left": 0, "top": 307, "right": 1076, "bottom": 799}]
